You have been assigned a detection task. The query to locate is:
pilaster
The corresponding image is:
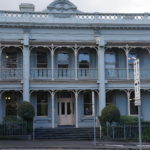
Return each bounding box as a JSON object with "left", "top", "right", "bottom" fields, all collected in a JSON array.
[
  {"left": 75, "top": 90, "right": 78, "bottom": 128},
  {"left": 74, "top": 44, "right": 78, "bottom": 80},
  {"left": 126, "top": 90, "right": 131, "bottom": 116},
  {"left": 51, "top": 44, "right": 54, "bottom": 80},
  {"left": 22, "top": 33, "right": 30, "bottom": 102},
  {"left": 0, "top": 44, "right": 2, "bottom": 80},
  {"left": 0, "top": 92, "right": 2, "bottom": 123},
  {"left": 92, "top": 91, "right": 95, "bottom": 116},
  {"left": 51, "top": 91, "right": 55, "bottom": 128},
  {"left": 97, "top": 37, "right": 106, "bottom": 115}
]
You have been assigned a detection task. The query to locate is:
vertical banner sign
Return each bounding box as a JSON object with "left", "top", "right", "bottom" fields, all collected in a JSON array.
[{"left": 134, "top": 59, "right": 141, "bottom": 106}]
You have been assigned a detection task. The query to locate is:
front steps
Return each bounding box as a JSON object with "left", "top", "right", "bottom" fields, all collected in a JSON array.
[{"left": 35, "top": 127, "right": 100, "bottom": 140}]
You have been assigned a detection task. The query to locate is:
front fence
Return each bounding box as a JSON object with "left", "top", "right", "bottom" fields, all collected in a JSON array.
[
  {"left": 106, "top": 124, "right": 150, "bottom": 141},
  {"left": 0, "top": 121, "right": 28, "bottom": 137}
]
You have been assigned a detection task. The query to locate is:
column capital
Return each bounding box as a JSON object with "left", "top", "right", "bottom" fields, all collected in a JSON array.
[
  {"left": 95, "top": 36, "right": 106, "bottom": 47},
  {"left": 22, "top": 33, "right": 30, "bottom": 47}
]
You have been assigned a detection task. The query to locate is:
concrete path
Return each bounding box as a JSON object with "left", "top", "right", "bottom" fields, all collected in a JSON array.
[{"left": 0, "top": 140, "right": 150, "bottom": 149}]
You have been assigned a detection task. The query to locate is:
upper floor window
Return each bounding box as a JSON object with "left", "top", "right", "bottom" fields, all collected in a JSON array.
[
  {"left": 105, "top": 52, "right": 116, "bottom": 68},
  {"left": 128, "top": 52, "right": 137, "bottom": 69},
  {"left": 37, "top": 51, "right": 48, "bottom": 68},
  {"left": 4, "top": 52, "right": 18, "bottom": 68},
  {"left": 79, "top": 53, "right": 90, "bottom": 68},
  {"left": 58, "top": 53, "right": 69, "bottom": 63}
]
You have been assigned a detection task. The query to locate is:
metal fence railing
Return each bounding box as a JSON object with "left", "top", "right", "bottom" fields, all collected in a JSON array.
[
  {"left": 0, "top": 121, "right": 28, "bottom": 136},
  {"left": 106, "top": 124, "right": 150, "bottom": 141}
]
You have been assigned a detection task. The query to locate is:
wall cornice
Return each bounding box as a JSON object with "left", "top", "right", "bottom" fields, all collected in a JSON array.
[{"left": 0, "top": 22, "right": 150, "bottom": 30}]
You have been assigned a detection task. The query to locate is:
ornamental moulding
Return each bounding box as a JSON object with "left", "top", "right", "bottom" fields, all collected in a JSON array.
[{"left": 0, "top": 23, "right": 150, "bottom": 30}]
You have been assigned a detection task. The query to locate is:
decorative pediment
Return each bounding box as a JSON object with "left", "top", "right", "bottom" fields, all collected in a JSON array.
[{"left": 44, "top": 0, "right": 80, "bottom": 13}]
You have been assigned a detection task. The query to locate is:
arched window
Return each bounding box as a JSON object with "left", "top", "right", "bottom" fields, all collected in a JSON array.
[
  {"left": 37, "top": 92, "right": 48, "bottom": 116},
  {"left": 83, "top": 91, "right": 92, "bottom": 116}
]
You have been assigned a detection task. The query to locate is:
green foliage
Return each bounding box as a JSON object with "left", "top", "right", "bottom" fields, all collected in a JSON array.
[
  {"left": 17, "top": 102, "right": 35, "bottom": 121},
  {"left": 100, "top": 104, "right": 121, "bottom": 125},
  {"left": 142, "top": 128, "right": 150, "bottom": 141},
  {"left": 3, "top": 116, "right": 18, "bottom": 122},
  {"left": 142, "top": 121, "right": 150, "bottom": 125},
  {"left": 119, "top": 116, "right": 138, "bottom": 125}
]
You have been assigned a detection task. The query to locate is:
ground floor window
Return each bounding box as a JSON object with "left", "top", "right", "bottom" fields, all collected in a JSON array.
[
  {"left": 130, "top": 92, "right": 138, "bottom": 115},
  {"left": 37, "top": 92, "right": 48, "bottom": 116},
  {"left": 83, "top": 91, "right": 92, "bottom": 116},
  {"left": 106, "top": 91, "right": 114, "bottom": 105},
  {"left": 4, "top": 91, "right": 19, "bottom": 116}
]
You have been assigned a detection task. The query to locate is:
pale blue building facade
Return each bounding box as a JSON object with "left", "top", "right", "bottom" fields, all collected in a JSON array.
[{"left": 0, "top": 0, "right": 150, "bottom": 128}]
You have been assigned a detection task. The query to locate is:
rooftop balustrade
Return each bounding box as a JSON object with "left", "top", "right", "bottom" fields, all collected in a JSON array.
[{"left": 0, "top": 11, "right": 149, "bottom": 25}]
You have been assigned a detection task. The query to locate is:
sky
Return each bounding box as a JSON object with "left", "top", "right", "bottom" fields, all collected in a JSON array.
[{"left": 0, "top": 0, "right": 150, "bottom": 13}]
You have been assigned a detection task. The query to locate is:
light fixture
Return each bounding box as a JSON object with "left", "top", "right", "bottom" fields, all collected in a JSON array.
[{"left": 5, "top": 96, "right": 11, "bottom": 100}]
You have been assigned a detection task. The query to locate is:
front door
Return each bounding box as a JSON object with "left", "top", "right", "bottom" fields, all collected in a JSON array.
[{"left": 58, "top": 98, "right": 74, "bottom": 125}]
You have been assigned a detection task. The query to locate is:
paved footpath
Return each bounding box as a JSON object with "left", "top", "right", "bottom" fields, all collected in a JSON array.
[{"left": 0, "top": 140, "right": 150, "bottom": 149}]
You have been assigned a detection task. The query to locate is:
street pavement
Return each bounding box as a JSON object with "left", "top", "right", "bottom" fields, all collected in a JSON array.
[{"left": 0, "top": 140, "right": 150, "bottom": 149}]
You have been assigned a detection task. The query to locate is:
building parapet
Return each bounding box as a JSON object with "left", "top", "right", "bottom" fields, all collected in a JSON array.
[{"left": 0, "top": 11, "right": 150, "bottom": 26}]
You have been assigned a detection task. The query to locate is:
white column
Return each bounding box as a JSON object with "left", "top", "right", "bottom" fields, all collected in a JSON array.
[
  {"left": 23, "top": 33, "right": 30, "bottom": 102},
  {"left": 97, "top": 37, "right": 106, "bottom": 115},
  {"left": 51, "top": 50, "right": 54, "bottom": 80},
  {"left": 75, "top": 91, "right": 78, "bottom": 128},
  {"left": 92, "top": 91, "right": 95, "bottom": 116},
  {"left": 0, "top": 92, "right": 2, "bottom": 123},
  {"left": 0, "top": 44, "right": 2, "bottom": 80},
  {"left": 127, "top": 91, "right": 131, "bottom": 116},
  {"left": 74, "top": 45, "right": 78, "bottom": 80},
  {"left": 51, "top": 91, "right": 55, "bottom": 128},
  {"left": 125, "top": 46, "right": 129, "bottom": 80}
]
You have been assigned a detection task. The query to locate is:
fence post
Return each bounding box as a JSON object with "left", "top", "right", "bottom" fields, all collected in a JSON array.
[
  {"left": 112, "top": 127, "right": 115, "bottom": 139},
  {"left": 124, "top": 125, "right": 126, "bottom": 140},
  {"left": 100, "top": 123, "right": 102, "bottom": 140},
  {"left": 32, "top": 118, "right": 35, "bottom": 141},
  {"left": 106, "top": 124, "right": 109, "bottom": 137}
]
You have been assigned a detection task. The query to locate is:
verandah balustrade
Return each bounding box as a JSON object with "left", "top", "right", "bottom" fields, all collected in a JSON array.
[
  {"left": 0, "top": 68, "right": 23, "bottom": 80},
  {"left": 30, "top": 68, "right": 98, "bottom": 80},
  {"left": 105, "top": 68, "right": 150, "bottom": 80},
  {"left": 0, "top": 68, "right": 149, "bottom": 80}
]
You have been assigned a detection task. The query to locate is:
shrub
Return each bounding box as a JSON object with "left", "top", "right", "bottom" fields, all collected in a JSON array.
[
  {"left": 142, "top": 121, "right": 150, "bottom": 125},
  {"left": 100, "top": 104, "right": 121, "bottom": 126},
  {"left": 18, "top": 102, "right": 35, "bottom": 121},
  {"left": 119, "top": 116, "right": 138, "bottom": 125},
  {"left": 3, "top": 116, "right": 18, "bottom": 122},
  {"left": 142, "top": 128, "right": 150, "bottom": 142}
]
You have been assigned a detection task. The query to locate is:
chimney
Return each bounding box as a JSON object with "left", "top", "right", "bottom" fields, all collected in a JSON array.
[{"left": 19, "top": 3, "right": 35, "bottom": 12}]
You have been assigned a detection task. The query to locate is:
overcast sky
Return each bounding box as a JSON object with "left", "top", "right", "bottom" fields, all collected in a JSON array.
[{"left": 0, "top": 0, "right": 150, "bottom": 13}]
